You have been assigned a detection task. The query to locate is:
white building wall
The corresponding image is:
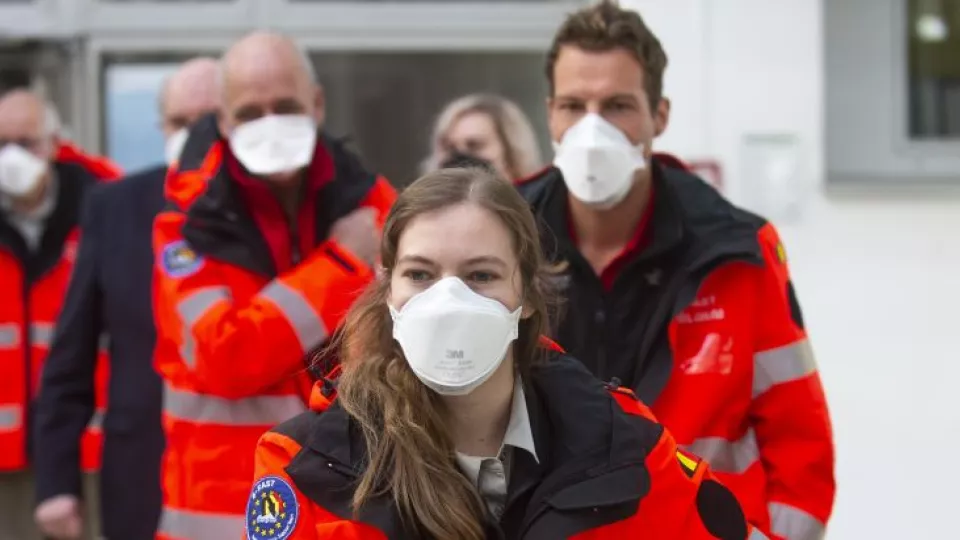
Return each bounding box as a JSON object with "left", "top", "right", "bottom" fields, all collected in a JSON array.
[{"left": 622, "top": 1, "right": 959, "bottom": 538}]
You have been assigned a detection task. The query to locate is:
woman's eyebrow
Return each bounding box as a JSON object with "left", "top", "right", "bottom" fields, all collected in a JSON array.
[
  {"left": 462, "top": 256, "right": 508, "bottom": 269},
  {"left": 397, "top": 255, "right": 438, "bottom": 267}
]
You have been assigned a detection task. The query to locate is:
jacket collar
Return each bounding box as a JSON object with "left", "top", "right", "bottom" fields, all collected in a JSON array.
[
  {"left": 521, "top": 157, "right": 765, "bottom": 270},
  {"left": 176, "top": 128, "right": 379, "bottom": 278},
  {"left": 529, "top": 161, "right": 685, "bottom": 265}
]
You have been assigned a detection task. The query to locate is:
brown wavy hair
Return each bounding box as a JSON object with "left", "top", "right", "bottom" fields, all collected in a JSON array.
[{"left": 330, "top": 167, "right": 554, "bottom": 539}]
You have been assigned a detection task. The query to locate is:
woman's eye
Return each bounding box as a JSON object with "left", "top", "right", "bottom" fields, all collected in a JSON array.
[
  {"left": 403, "top": 270, "right": 432, "bottom": 282},
  {"left": 467, "top": 271, "right": 497, "bottom": 283}
]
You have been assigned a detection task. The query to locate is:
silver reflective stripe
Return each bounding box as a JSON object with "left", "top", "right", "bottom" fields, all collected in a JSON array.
[
  {"left": 181, "top": 332, "right": 198, "bottom": 369},
  {"left": 177, "top": 287, "right": 230, "bottom": 325},
  {"left": 258, "top": 280, "right": 328, "bottom": 353},
  {"left": 86, "top": 409, "right": 105, "bottom": 431},
  {"left": 753, "top": 339, "right": 817, "bottom": 399},
  {"left": 0, "top": 404, "right": 21, "bottom": 431},
  {"left": 31, "top": 322, "right": 55, "bottom": 347},
  {"left": 176, "top": 287, "right": 229, "bottom": 369},
  {"left": 749, "top": 528, "right": 772, "bottom": 539},
  {"left": 770, "top": 502, "right": 826, "bottom": 540},
  {"left": 0, "top": 323, "right": 19, "bottom": 349},
  {"left": 157, "top": 507, "right": 244, "bottom": 540},
  {"left": 683, "top": 429, "right": 760, "bottom": 474},
  {"left": 163, "top": 383, "right": 306, "bottom": 426}
]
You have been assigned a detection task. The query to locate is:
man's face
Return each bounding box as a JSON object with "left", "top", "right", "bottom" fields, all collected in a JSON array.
[
  {"left": 217, "top": 58, "right": 325, "bottom": 183},
  {"left": 548, "top": 45, "right": 669, "bottom": 158},
  {"left": 0, "top": 97, "right": 54, "bottom": 201},
  {"left": 217, "top": 61, "right": 324, "bottom": 137},
  {"left": 0, "top": 104, "right": 54, "bottom": 163},
  {"left": 161, "top": 83, "right": 219, "bottom": 139}
]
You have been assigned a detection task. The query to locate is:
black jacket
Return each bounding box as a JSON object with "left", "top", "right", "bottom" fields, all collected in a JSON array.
[
  {"left": 257, "top": 353, "right": 750, "bottom": 539},
  {"left": 516, "top": 162, "right": 766, "bottom": 404},
  {"left": 33, "top": 165, "right": 167, "bottom": 539}
]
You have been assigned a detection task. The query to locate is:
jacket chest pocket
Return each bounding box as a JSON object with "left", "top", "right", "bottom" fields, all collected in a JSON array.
[{"left": 523, "top": 464, "right": 647, "bottom": 540}]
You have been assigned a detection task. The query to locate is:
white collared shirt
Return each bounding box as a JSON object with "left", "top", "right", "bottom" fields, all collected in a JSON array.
[
  {"left": 455, "top": 377, "right": 539, "bottom": 519},
  {"left": 0, "top": 174, "right": 57, "bottom": 252}
]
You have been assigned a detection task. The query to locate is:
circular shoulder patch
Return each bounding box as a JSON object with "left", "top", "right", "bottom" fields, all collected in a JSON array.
[
  {"left": 246, "top": 475, "right": 300, "bottom": 540},
  {"left": 160, "top": 239, "right": 204, "bottom": 278}
]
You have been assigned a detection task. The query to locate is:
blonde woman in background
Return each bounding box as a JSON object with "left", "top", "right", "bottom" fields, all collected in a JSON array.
[{"left": 423, "top": 93, "right": 543, "bottom": 182}]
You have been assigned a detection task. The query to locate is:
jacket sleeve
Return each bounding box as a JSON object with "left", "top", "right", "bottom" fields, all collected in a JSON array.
[
  {"left": 33, "top": 184, "right": 106, "bottom": 503},
  {"left": 153, "top": 178, "right": 397, "bottom": 399},
  {"left": 749, "top": 223, "right": 835, "bottom": 540},
  {"left": 249, "top": 430, "right": 387, "bottom": 540},
  {"left": 610, "top": 391, "right": 766, "bottom": 539}
]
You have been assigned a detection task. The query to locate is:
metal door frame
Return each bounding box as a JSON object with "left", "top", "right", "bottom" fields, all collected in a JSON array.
[{"left": 80, "top": 0, "right": 585, "bottom": 153}]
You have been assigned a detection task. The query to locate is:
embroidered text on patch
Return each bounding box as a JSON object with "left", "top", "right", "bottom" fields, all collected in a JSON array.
[{"left": 246, "top": 475, "right": 299, "bottom": 540}]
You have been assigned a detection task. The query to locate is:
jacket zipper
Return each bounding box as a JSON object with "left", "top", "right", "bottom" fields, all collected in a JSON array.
[{"left": 568, "top": 251, "right": 611, "bottom": 380}]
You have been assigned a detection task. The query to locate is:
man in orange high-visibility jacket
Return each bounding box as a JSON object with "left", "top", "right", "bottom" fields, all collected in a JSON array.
[
  {"left": 152, "top": 31, "right": 397, "bottom": 540},
  {"left": 0, "top": 90, "right": 120, "bottom": 540},
  {"left": 517, "top": 3, "right": 835, "bottom": 540}
]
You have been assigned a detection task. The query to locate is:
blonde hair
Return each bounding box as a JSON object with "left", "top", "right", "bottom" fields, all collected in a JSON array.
[
  {"left": 331, "top": 168, "right": 555, "bottom": 540},
  {"left": 422, "top": 94, "right": 543, "bottom": 181}
]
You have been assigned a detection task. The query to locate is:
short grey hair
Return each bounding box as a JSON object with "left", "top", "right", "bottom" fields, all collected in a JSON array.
[{"left": 422, "top": 94, "right": 543, "bottom": 180}]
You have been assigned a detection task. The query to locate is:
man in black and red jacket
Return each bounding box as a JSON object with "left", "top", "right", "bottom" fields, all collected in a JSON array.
[{"left": 516, "top": 3, "right": 835, "bottom": 539}]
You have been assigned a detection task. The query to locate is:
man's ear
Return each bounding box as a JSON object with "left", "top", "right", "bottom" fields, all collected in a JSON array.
[
  {"left": 654, "top": 97, "right": 671, "bottom": 138},
  {"left": 313, "top": 84, "right": 326, "bottom": 126},
  {"left": 216, "top": 109, "right": 230, "bottom": 140},
  {"left": 43, "top": 135, "right": 61, "bottom": 162}
]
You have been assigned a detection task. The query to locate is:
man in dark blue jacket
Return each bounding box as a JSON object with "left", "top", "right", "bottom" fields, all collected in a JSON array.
[{"left": 32, "top": 57, "right": 220, "bottom": 540}]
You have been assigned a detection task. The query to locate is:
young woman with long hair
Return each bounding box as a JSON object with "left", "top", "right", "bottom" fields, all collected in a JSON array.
[{"left": 245, "top": 168, "right": 766, "bottom": 540}]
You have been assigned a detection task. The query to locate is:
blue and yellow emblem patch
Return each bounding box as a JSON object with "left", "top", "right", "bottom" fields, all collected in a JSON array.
[
  {"left": 246, "top": 476, "right": 299, "bottom": 540},
  {"left": 160, "top": 239, "right": 204, "bottom": 278}
]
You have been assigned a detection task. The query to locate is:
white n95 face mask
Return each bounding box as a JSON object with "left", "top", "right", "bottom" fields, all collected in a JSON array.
[
  {"left": 390, "top": 277, "right": 522, "bottom": 396},
  {"left": 164, "top": 127, "right": 189, "bottom": 166},
  {"left": 553, "top": 113, "right": 647, "bottom": 209},
  {"left": 0, "top": 144, "right": 47, "bottom": 198},
  {"left": 228, "top": 114, "right": 317, "bottom": 176}
]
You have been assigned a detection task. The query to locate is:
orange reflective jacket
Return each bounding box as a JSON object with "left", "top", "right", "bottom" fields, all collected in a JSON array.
[
  {"left": 248, "top": 351, "right": 769, "bottom": 540},
  {"left": 0, "top": 150, "right": 121, "bottom": 473},
  {"left": 658, "top": 222, "right": 832, "bottom": 540},
  {"left": 518, "top": 157, "right": 835, "bottom": 540},
  {"left": 152, "top": 137, "right": 396, "bottom": 540}
]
